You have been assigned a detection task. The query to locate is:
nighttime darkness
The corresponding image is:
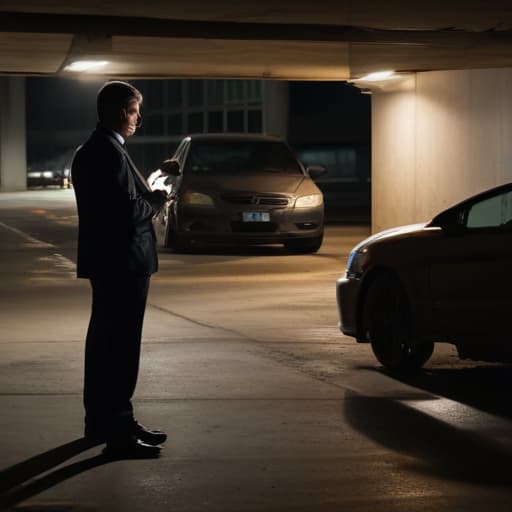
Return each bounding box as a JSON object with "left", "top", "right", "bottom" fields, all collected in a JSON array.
[{"left": 2, "top": 2, "right": 512, "bottom": 512}]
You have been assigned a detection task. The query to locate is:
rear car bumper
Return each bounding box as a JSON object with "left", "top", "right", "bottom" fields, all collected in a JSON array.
[{"left": 336, "top": 275, "right": 363, "bottom": 339}]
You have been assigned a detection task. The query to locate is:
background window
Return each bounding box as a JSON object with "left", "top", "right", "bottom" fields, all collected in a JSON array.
[
  {"left": 207, "top": 80, "right": 224, "bottom": 105},
  {"left": 227, "top": 110, "right": 244, "bottom": 132},
  {"left": 247, "top": 81, "right": 262, "bottom": 104},
  {"left": 167, "top": 114, "right": 183, "bottom": 135},
  {"left": 144, "top": 115, "right": 164, "bottom": 136},
  {"left": 248, "top": 110, "right": 262, "bottom": 133},
  {"left": 226, "top": 80, "right": 245, "bottom": 104},
  {"left": 167, "top": 81, "right": 182, "bottom": 107},
  {"left": 298, "top": 148, "right": 357, "bottom": 179},
  {"left": 207, "top": 111, "right": 224, "bottom": 133},
  {"left": 188, "top": 112, "right": 204, "bottom": 133},
  {"left": 146, "top": 81, "right": 164, "bottom": 109},
  {"left": 187, "top": 80, "right": 204, "bottom": 106}
]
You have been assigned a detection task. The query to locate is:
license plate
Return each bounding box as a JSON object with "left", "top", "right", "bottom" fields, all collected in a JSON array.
[{"left": 242, "top": 211, "right": 270, "bottom": 222}]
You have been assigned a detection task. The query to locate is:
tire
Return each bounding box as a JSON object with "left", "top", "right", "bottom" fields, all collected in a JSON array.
[
  {"left": 285, "top": 234, "right": 323, "bottom": 254},
  {"left": 363, "top": 273, "right": 433, "bottom": 372}
]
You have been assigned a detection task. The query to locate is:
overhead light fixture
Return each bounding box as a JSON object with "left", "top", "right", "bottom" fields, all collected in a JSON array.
[
  {"left": 357, "top": 70, "right": 396, "bottom": 82},
  {"left": 64, "top": 60, "right": 109, "bottom": 72}
]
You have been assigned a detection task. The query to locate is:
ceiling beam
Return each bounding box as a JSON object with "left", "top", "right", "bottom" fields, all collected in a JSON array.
[{"left": 2, "top": 11, "right": 512, "bottom": 47}]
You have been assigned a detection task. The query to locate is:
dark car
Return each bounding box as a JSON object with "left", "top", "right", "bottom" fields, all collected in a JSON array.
[
  {"left": 336, "top": 182, "right": 512, "bottom": 371},
  {"left": 27, "top": 167, "right": 71, "bottom": 188},
  {"left": 149, "top": 134, "right": 325, "bottom": 252}
]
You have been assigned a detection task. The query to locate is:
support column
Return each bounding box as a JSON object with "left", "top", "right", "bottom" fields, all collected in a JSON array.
[
  {"left": 371, "top": 68, "right": 512, "bottom": 233},
  {"left": 263, "top": 81, "right": 289, "bottom": 140},
  {"left": 0, "top": 77, "right": 27, "bottom": 191}
]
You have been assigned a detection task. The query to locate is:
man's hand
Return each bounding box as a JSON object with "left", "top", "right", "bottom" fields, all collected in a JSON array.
[{"left": 143, "top": 189, "right": 168, "bottom": 211}]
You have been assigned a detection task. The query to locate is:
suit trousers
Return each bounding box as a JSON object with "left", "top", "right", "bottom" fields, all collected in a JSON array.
[{"left": 84, "top": 275, "right": 150, "bottom": 434}]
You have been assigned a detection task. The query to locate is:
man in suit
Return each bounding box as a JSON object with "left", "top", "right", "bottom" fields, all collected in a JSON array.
[{"left": 72, "top": 81, "right": 168, "bottom": 458}]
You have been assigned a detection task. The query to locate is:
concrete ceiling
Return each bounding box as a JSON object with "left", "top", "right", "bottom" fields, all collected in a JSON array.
[{"left": 1, "top": 1, "right": 512, "bottom": 80}]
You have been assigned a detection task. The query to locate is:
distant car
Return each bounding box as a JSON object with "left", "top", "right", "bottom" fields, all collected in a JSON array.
[
  {"left": 149, "top": 134, "right": 325, "bottom": 252},
  {"left": 336, "top": 182, "right": 512, "bottom": 371},
  {"left": 27, "top": 168, "right": 71, "bottom": 188}
]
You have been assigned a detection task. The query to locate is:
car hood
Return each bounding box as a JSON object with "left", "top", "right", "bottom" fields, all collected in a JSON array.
[
  {"left": 182, "top": 173, "right": 309, "bottom": 196},
  {"left": 352, "top": 223, "right": 428, "bottom": 252}
]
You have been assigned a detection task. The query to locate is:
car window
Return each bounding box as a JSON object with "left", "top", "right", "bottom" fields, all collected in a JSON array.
[
  {"left": 184, "top": 140, "right": 303, "bottom": 175},
  {"left": 466, "top": 190, "right": 512, "bottom": 229}
]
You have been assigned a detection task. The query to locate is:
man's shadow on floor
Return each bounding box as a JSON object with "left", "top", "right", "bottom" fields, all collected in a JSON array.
[{"left": 0, "top": 438, "right": 108, "bottom": 510}]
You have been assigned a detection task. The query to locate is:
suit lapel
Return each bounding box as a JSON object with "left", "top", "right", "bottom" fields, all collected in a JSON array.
[
  {"left": 123, "top": 150, "right": 152, "bottom": 193},
  {"left": 101, "top": 130, "right": 152, "bottom": 193}
]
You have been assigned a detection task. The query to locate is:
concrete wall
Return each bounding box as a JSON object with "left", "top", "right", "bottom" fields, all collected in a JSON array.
[
  {"left": 372, "top": 68, "right": 512, "bottom": 232},
  {"left": 263, "top": 81, "right": 288, "bottom": 140},
  {"left": 0, "top": 77, "right": 27, "bottom": 191}
]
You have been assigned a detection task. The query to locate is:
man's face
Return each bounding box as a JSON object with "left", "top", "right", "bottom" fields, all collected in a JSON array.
[{"left": 119, "top": 99, "right": 141, "bottom": 138}]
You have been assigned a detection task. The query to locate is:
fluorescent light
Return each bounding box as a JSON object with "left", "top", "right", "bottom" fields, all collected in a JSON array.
[
  {"left": 358, "top": 70, "right": 396, "bottom": 82},
  {"left": 64, "top": 60, "right": 109, "bottom": 72}
]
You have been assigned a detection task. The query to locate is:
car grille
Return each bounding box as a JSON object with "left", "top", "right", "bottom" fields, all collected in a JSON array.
[{"left": 222, "top": 194, "right": 290, "bottom": 206}]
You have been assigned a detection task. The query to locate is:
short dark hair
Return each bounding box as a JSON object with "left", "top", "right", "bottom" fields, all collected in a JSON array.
[{"left": 97, "top": 81, "right": 143, "bottom": 123}]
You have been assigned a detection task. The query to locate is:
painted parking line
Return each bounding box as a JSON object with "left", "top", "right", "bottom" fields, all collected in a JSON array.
[{"left": 0, "top": 220, "right": 76, "bottom": 271}]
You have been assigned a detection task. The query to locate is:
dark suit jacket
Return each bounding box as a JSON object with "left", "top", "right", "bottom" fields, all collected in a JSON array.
[{"left": 72, "top": 124, "right": 158, "bottom": 278}]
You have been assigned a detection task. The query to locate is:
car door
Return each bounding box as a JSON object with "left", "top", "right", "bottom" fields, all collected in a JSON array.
[
  {"left": 430, "top": 187, "right": 512, "bottom": 339},
  {"left": 154, "top": 139, "right": 189, "bottom": 244}
]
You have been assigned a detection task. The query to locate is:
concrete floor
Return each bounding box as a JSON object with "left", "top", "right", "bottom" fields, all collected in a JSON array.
[{"left": 1, "top": 190, "right": 512, "bottom": 512}]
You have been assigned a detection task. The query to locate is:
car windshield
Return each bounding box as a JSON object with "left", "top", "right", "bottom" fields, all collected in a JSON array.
[{"left": 184, "top": 140, "right": 303, "bottom": 175}]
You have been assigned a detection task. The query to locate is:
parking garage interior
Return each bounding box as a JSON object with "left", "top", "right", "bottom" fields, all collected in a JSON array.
[{"left": 3, "top": 2, "right": 512, "bottom": 511}]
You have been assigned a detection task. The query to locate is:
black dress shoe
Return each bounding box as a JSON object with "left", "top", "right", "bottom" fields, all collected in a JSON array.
[
  {"left": 133, "top": 421, "right": 167, "bottom": 446},
  {"left": 103, "top": 436, "right": 162, "bottom": 459}
]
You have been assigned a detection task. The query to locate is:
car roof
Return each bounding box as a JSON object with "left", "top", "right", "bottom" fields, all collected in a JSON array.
[{"left": 184, "top": 133, "right": 284, "bottom": 143}]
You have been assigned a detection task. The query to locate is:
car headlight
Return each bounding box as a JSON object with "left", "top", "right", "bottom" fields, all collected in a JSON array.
[
  {"left": 346, "top": 248, "right": 369, "bottom": 278},
  {"left": 295, "top": 194, "right": 323, "bottom": 208},
  {"left": 182, "top": 191, "right": 215, "bottom": 207}
]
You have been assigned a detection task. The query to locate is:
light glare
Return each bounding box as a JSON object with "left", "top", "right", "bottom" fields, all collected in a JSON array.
[
  {"left": 359, "top": 70, "right": 395, "bottom": 82},
  {"left": 64, "top": 60, "right": 109, "bottom": 72}
]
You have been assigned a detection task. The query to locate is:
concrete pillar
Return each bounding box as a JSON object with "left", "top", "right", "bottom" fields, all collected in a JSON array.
[
  {"left": 263, "top": 81, "right": 289, "bottom": 140},
  {"left": 0, "top": 77, "right": 27, "bottom": 191},
  {"left": 372, "top": 83, "right": 417, "bottom": 233},
  {"left": 372, "top": 68, "right": 512, "bottom": 233}
]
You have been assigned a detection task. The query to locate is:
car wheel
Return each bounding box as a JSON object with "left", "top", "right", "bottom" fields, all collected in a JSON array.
[
  {"left": 285, "top": 234, "right": 323, "bottom": 254},
  {"left": 363, "top": 273, "right": 433, "bottom": 372}
]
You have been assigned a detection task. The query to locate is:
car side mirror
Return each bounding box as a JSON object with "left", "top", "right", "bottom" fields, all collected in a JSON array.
[
  {"left": 159, "top": 159, "right": 181, "bottom": 176},
  {"left": 306, "top": 165, "right": 326, "bottom": 178}
]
